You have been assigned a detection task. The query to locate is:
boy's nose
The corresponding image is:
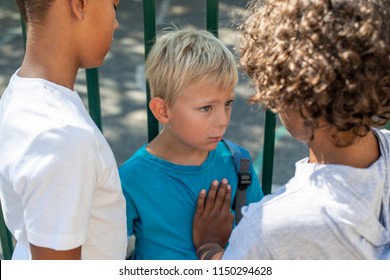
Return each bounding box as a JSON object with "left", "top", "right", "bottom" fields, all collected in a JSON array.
[{"left": 216, "top": 109, "right": 230, "bottom": 128}]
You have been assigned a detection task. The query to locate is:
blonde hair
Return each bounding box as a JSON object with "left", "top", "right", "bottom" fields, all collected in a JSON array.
[
  {"left": 145, "top": 29, "right": 238, "bottom": 105},
  {"left": 240, "top": 0, "right": 390, "bottom": 144}
]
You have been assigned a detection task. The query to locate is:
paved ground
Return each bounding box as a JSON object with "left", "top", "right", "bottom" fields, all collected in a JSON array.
[{"left": 0, "top": 0, "right": 308, "bottom": 187}]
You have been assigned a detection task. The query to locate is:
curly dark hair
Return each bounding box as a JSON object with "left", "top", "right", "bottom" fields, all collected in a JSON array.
[
  {"left": 16, "top": 0, "right": 56, "bottom": 23},
  {"left": 240, "top": 0, "right": 390, "bottom": 142}
]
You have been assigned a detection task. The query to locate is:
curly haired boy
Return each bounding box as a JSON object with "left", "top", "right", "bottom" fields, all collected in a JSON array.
[{"left": 193, "top": 0, "right": 390, "bottom": 259}]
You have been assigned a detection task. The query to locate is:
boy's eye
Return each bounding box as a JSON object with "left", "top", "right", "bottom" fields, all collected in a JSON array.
[
  {"left": 114, "top": 5, "right": 117, "bottom": 10},
  {"left": 200, "top": 106, "right": 212, "bottom": 112},
  {"left": 225, "top": 100, "right": 235, "bottom": 107}
]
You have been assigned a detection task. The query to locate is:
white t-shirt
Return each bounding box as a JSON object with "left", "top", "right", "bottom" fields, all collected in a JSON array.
[
  {"left": 0, "top": 72, "right": 127, "bottom": 259},
  {"left": 223, "top": 128, "right": 390, "bottom": 260}
]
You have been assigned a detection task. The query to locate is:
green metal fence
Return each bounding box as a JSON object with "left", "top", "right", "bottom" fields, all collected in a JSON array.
[{"left": 143, "top": 0, "right": 159, "bottom": 141}]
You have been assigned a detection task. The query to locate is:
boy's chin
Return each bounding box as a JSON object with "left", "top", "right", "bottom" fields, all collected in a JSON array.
[{"left": 204, "top": 142, "right": 220, "bottom": 151}]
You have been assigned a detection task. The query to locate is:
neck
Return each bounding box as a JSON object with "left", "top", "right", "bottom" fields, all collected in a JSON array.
[
  {"left": 18, "top": 11, "right": 79, "bottom": 90},
  {"left": 18, "top": 60, "right": 78, "bottom": 91},
  {"left": 147, "top": 129, "right": 209, "bottom": 166},
  {"left": 308, "top": 129, "right": 380, "bottom": 168}
]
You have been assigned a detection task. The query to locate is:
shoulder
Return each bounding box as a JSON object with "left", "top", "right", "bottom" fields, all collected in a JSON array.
[
  {"left": 119, "top": 145, "right": 154, "bottom": 178},
  {"left": 373, "top": 128, "right": 390, "bottom": 161},
  {"left": 14, "top": 126, "right": 99, "bottom": 177},
  {"left": 375, "top": 128, "right": 390, "bottom": 146},
  {"left": 211, "top": 141, "right": 237, "bottom": 168},
  {"left": 14, "top": 124, "right": 96, "bottom": 160},
  {"left": 46, "top": 125, "right": 98, "bottom": 151},
  {"left": 244, "top": 185, "right": 323, "bottom": 227},
  {"left": 120, "top": 145, "right": 148, "bottom": 166}
]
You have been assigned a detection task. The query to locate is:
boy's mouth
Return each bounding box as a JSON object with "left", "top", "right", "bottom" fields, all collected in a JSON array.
[{"left": 209, "top": 136, "right": 223, "bottom": 142}]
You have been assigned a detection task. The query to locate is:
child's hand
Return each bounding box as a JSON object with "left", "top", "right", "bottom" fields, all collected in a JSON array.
[{"left": 193, "top": 179, "right": 234, "bottom": 251}]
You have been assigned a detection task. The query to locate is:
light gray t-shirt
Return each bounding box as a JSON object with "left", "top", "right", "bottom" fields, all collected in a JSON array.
[{"left": 223, "top": 129, "right": 390, "bottom": 259}]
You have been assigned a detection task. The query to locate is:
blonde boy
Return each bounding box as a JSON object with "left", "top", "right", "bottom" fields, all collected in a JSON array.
[{"left": 119, "top": 29, "right": 263, "bottom": 259}]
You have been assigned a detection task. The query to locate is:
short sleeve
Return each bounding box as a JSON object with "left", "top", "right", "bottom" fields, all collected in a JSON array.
[{"left": 12, "top": 126, "right": 99, "bottom": 250}]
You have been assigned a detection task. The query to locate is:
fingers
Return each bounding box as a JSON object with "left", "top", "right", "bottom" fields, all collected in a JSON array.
[
  {"left": 193, "top": 178, "right": 234, "bottom": 250},
  {"left": 221, "top": 182, "right": 232, "bottom": 214},
  {"left": 213, "top": 178, "right": 229, "bottom": 211},
  {"left": 198, "top": 179, "right": 231, "bottom": 213},
  {"left": 204, "top": 180, "right": 219, "bottom": 212},
  {"left": 195, "top": 189, "right": 207, "bottom": 215}
]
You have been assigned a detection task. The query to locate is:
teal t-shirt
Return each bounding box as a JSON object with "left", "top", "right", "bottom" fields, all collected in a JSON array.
[{"left": 119, "top": 141, "right": 263, "bottom": 260}]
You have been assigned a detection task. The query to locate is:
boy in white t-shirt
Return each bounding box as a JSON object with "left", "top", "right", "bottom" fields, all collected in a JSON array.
[{"left": 0, "top": 0, "right": 127, "bottom": 259}]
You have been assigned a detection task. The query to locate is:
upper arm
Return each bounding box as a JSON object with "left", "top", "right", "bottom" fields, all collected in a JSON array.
[{"left": 15, "top": 127, "right": 98, "bottom": 251}]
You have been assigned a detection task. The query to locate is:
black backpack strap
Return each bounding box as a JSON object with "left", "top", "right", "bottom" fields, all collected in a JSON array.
[{"left": 222, "top": 139, "right": 252, "bottom": 224}]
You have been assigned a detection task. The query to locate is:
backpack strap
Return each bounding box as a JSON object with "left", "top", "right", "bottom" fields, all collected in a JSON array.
[{"left": 222, "top": 139, "right": 252, "bottom": 224}]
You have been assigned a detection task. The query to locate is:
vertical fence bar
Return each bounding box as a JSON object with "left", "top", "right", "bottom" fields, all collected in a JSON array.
[
  {"left": 21, "top": 16, "right": 27, "bottom": 51},
  {"left": 207, "top": 0, "right": 219, "bottom": 37},
  {"left": 143, "top": 0, "right": 159, "bottom": 142},
  {"left": 261, "top": 110, "right": 276, "bottom": 195},
  {"left": 0, "top": 205, "right": 13, "bottom": 260},
  {"left": 86, "top": 68, "right": 103, "bottom": 131}
]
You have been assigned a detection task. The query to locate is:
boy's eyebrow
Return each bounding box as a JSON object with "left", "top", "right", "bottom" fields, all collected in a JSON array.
[{"left": 197, "top": 94, "right": 236, "bottom": 104}]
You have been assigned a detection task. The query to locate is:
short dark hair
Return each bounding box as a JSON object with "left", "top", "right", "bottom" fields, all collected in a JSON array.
[
  {"left": 16, "top": 0, "right": 56, "bottom": 23},
  {"left": 240, "top": 0, "right": 390, "bottom": 143}
]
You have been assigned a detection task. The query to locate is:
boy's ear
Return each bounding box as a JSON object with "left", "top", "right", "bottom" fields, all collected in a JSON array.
[
  {"left": 149, "top": 97, "right": 169, "bottom": 124},
  {"left": 70, "top": 0, "right": 87, "bottom": 19}
]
